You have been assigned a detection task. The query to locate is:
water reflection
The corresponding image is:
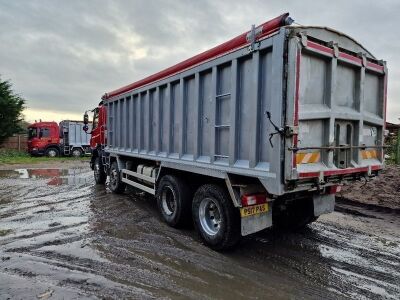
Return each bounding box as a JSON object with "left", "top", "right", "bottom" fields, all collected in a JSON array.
[{"left": 0, "top": 168, "right": 91, "bottom": 185}]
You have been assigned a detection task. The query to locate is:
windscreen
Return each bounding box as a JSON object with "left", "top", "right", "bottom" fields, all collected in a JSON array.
[{"left": 28, "top": 127, "right": 38, "bottom": 140}]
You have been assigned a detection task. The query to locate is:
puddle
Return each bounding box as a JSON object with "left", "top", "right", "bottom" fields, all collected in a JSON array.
[{"left": 0, "top": 168, "right": 91, "bottom": 186}]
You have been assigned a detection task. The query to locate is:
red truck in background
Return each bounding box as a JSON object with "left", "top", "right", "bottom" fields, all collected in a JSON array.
[{"left": 28, "top": 120, "right": 92, "bottom": 157}]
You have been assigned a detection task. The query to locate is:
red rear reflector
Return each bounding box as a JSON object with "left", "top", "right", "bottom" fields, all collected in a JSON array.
[
  {"left": 328, "top": 185, "right": 342, "bottom": 194},
  {"left": 241, "top": 194, "right": 267, "bottom": 207}
]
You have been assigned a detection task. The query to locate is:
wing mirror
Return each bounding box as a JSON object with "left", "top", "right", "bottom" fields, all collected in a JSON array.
[{"left": 83, "top": 112, "right": 89, "bottom": 125}]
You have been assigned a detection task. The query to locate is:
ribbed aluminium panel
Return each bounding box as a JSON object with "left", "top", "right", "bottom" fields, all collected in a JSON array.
[
  {"left": 105, "top": 30, "right": 283, "bottom": 193},
  {"left": 63, "top": 121, "right": 91, "bottom": 147}
]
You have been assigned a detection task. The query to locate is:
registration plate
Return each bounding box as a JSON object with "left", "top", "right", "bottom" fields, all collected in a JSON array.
[{"left": 240, "top": 203, "right": 268, "bottom": 218}]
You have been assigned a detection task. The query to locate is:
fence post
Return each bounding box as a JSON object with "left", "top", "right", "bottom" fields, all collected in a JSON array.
[
  {"left": 18, "top": 135, "right": 21, "bottom": 151},
  {"left": 396, "top": 133, "right": 400, "bottom": 165}
]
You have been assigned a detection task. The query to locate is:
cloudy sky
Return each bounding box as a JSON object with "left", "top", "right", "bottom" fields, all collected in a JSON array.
[{"left": 0, "top": 0, "right": 399, "bottom": 123}]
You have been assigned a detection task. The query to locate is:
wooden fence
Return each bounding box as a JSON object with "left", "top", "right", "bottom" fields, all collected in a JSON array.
[{"left": 0, "top": 134, "right": 28, "bottom": 151}]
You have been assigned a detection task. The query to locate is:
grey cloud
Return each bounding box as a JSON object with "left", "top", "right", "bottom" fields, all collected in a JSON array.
[{"left": 0, "top": 0, "right": 399, "bottom": 121}]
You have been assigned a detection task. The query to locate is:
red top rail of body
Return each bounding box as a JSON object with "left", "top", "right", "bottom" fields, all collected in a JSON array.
[{"left": 103, "top": 13, "right": 292, "bottom": 100}]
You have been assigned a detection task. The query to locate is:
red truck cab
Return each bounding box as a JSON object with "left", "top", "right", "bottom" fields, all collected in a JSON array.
[
  {"left": 89, "top": 103, "right": 107, "bottom": 149},
  {"left": 83, "top": 101, "right": 107, "bottom": 172},
  {"left": 27, "top": 121, "right": 61, "bottom": 157}
]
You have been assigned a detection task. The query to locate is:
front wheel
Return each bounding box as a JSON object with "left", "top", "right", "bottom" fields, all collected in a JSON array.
[
  {"left": 109, "top": 161, "right": 126, "bottom": 194},
  {"left": 93, "top": 157, "right": 106, "bottom": 184},
  {"left": 192, "top": 184, "right": 240, "bottom": 251}
]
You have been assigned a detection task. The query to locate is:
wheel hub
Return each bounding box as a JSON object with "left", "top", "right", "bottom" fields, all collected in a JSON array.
[
  {"left": 161, "top": 186, "right": 176, "bottom": 216},
  {"left": 199, "top": 197, "right": 221, "bottom": 236}
]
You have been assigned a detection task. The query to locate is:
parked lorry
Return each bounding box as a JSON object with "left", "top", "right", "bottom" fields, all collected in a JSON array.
[
  {"left": 28, "top": 120, "right": 92, "bottom": 157},
  {"left": 84, "top": 13, "right": 387, "bottom": 250}
]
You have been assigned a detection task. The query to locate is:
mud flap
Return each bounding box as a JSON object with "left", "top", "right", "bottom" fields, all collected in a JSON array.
[
  {"left": 241, "top": 209, "right": 272, "bottom": 236},
  {"left": 313, "top": 194, "right": 335, "bottom": 217}
]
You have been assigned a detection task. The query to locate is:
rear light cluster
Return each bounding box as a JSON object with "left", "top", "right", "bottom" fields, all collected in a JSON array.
[
  {"left": 241, "top": 187, "right": 340, "bottom": 207},
  {"left": 328, "top": 185, "right": 342, "bottom": 194},
  {"left": 241, "top": 194, "right": 268, "bottom": 207}
]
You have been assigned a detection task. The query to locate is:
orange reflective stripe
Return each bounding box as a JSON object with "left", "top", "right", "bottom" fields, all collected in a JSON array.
[
  {"left": 296, "top": 152, "right": 320, "bottom": 164},
  {"left": 361, "top": 150, "right": 377, "bottom": 159}
]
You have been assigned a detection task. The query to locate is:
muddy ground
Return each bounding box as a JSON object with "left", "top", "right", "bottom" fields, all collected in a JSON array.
[
  {"left": 0, "top": 162, "right": 399, "bottom": 299},
  {"left": 340, "top": 165, "right": 400, "bottom": 210}
]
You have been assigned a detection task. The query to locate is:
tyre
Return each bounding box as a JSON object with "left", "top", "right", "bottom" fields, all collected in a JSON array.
[
  {"left": 192, "top": 184, "right": 240, "bottom": 250},
  {"left": 109, "top": 161, "right": 126, "bottom": 194},
  {"left": 45, "top": 148, "right": 59, "bottom": 157},
  {"left": 93, "top": 156, "right": 106, "bottom": 185},
  {"left": 71, "top": 148, "right": 83, "bottom": 157},
  {"left": 156, "top": 175, "right": 191, "bottom": 227}
]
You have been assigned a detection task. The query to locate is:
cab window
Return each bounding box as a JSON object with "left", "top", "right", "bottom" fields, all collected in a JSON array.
[
  {"left": 28, "top": 127, "right": 38, "bottom": 140},
  {"left": 39, "top": 128, "right": 50, "bottom": 138}
]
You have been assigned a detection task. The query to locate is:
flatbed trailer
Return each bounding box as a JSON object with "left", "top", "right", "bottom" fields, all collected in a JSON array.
[{"left": 85, "top": 13, "right": 387, "bottom": 249}]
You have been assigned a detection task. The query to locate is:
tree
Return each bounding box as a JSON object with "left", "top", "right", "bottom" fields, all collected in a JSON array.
[{"left": 0, "top": 78, "right": 26, "bottom": 145}]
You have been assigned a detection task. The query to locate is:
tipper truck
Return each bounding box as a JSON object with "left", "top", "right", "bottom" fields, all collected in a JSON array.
[
  {"left": 84, "top": 13, "right": 387, "bottom": 250},
  {"left": 28, "top": 120, "right": 92, "bottom": 157}
]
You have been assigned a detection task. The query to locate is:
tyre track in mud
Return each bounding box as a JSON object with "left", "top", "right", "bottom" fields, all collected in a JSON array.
[{"left": 0, "top": 166, "right": 399, "bottom": 299}]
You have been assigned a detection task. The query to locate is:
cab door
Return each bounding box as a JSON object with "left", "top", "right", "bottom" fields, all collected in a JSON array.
[{"left": 38, "top": 127, "right": 51, "bottom": 149}]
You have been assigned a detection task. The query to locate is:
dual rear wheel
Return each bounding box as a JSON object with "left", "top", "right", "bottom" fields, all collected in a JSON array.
[
  {"left": 192, "top": 185, "right": 240, "bottom": 250},
  {"left": 71, "top": 148, "right": 83, "bottom": 157},
  {"left": 157, "top": 177, "right": 240, "bottom": 250},
  {"left": 157, "top": 175, "right": 191, "bottom": 227}
]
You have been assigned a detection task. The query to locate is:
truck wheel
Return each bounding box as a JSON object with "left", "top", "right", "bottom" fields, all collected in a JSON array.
[
  {"left": 192, "top": 184, "right": 240, "bottom": 251},
  {"left": 109, "top": 161, "right": 126, "bottom": 194},
  {"left": 156, "top": 175, "right": 191, "bottom": 227},
  {"left": 45, "top": 148, "right": 59, "bottom": 157},
  {"left": 94, "top": 157, "right": 106, "bottom": 184},
  {"left": 71, "top": 148, "right": 83, "bottom": 157}
]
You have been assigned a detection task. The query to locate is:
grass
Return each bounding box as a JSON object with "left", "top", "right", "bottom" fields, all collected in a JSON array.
[
  {"left": 0, "top": 229, "right": 13, "bottom": 237},
  {"left": 0, "top": 149, "right": 89, "bottom": 165}
]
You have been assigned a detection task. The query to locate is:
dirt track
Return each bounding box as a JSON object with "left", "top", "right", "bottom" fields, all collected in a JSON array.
[{"left": 0, "top": 163, "right": 399, "bottom": 299}]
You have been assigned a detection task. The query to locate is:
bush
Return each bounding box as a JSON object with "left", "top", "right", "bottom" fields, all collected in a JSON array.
[
  {"left": 385, "top": 135, "right": 399, "bottom": 165},
  {"left": 0, "top": 78, "right": 26, "bottom": 145}
]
